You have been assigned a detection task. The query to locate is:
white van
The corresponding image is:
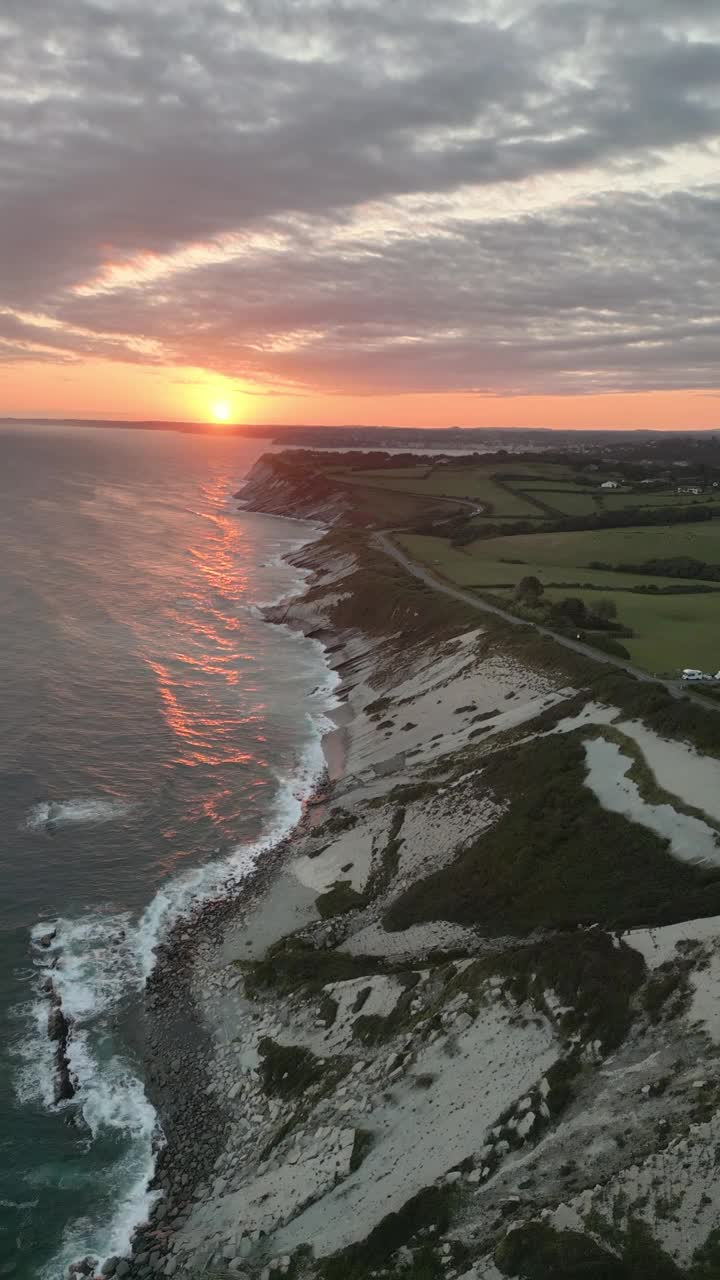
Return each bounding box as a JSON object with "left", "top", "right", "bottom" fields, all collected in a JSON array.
[{"left": 682, "top": 669, "right": 704, "bottom": 681}]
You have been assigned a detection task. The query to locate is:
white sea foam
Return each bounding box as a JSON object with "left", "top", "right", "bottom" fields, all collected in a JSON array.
[
  {"left": 24, "top": 797, "right": 133, "bottom": 831},
  {"left": 33, "top": 731, "right": 333, "bottom": 1275},
  {"left": 249, "top": 531, "right": 322, "bottom": 609}
]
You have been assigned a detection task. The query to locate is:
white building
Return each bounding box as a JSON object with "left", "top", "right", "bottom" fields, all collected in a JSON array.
[{"left": 600, "top": 480, "right": 620, "bottom": 489}]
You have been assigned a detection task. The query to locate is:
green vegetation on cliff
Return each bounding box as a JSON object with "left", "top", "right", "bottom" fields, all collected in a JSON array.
[
  {"left": 495, "top": 1220, "right": 685, "bottom": 1279},
  {"left": 384, "top": 732, "right": 720, "bottom": 935}
]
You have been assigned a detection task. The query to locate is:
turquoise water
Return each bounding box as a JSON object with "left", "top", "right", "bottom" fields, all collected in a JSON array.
[{"left": 0, "top": 425, "right": 335, "bottom": 1278}]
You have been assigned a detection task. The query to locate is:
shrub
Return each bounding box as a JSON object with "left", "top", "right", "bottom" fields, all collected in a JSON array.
[
  {"left": 245, "top": 938, "right": 385, "bottom": 998},
  {"left": 515, "top": 575, "right": 544, "bottom": 605},
  {"left": 318, "top": 1187, "right": 458, "bottom": 1280},
  {"left": 316, "top": 880, "right": 367, "bottom": 919},
  {"left": 641, "top": 964, "right": 692, "bottom": 1024},
  {"left": 580, "top": 632, "right": 631, "bottom": 659},
  {"left": 595, "top": 597, "right": 618, "bottom": 620},
  {"left": 258, "top": 1038, "right": 330, "bottom": 1099},
  {"left": 495, "top": 1223, "right": 626, "bottom": 1278}
]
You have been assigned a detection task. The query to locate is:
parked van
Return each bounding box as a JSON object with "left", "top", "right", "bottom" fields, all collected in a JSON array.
[{"left": 682, "top": 669, "right": 704, "bottom": 681}]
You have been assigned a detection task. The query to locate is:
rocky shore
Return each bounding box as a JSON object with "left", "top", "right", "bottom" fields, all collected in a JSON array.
[{"left": 111, "top": 785, "right": 333, "bottom": 1280}]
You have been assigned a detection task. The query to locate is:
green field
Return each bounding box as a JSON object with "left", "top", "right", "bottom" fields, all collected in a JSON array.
[
  {"left": 512, "top": 480, "right": 599, "bottom": 492},
  {"left": 397, "top": 533, "right": 716, "bottom": 593},
  {"left": 492, "top": 462, "right": 579, "bottom": 479},
  {"left": 339, "top": 467, "right": 544, "bottom": 517},
  {"left": 599, "top": 490, "right": 720, "bottom": 510},
  {"left": 396, "top": 524, "right": 720, "bottom": 676},
  {"left": 524, "top": 490, "right": 600, "bottom": 516},
  {"left": 467, "top": 521, "right": 720, "bottom": 567},
  {"left": 337, "top": 461, "right": 718, "bottom": 525},
  {"left": 533, "top": 587, "right": 720, "bottom": 674}
]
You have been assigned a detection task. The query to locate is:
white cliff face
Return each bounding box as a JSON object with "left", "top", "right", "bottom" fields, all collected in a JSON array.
[{"left": 583, "top": 736, "right": 720, "bottom": 866}]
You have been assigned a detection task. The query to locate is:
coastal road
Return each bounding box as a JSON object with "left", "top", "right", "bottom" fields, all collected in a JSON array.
[{"left": 374, "top": 530, "right": 719, "bottom": 710}]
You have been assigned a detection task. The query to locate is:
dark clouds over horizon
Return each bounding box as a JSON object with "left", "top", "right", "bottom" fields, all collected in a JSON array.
[{"left": 2, "top": 0, "right": 720, "bottom": 398}]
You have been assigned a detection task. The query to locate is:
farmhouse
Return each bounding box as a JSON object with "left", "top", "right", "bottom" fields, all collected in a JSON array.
[
  {"left": 677, "top": 485, "right": 703, "bottom": 495},
  {"left": 600, "top": 480, "right": 620, "bottom": 489}
]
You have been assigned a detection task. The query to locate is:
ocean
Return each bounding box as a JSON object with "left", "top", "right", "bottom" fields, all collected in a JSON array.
[{"left": 0, "top": 424, "right": 337, "bottom": 1278}]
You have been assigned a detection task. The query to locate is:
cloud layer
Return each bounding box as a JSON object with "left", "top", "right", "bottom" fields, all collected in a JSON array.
[{"left": 1, "top": 0, "right": 719, "bottom": 397}]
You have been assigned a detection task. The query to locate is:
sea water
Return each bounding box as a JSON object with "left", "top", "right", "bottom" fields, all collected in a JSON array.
[{"left": 0, "top": 424, "right": 337, "bottom": 1278}]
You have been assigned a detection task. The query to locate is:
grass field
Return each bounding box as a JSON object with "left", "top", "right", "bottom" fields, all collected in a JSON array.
[
  {"left": 337, "top": 467, "right": 544, "bottom": 517},
  {"left": 512, "top": 480, "right": 599, "bottom": 492},
  {"left": 397, "top": 533, "right": 718, "bottom": 591},
  {"left": 534, "top": 587, "right": 720, "bottom": 673},
  {"left": 395, "top": 526, "right": 720, "bottom": 676},
  {"left": 598, "top": 490, "right": 720, "bottom": 510},
  {"left": 526, "top": 490, "right": 601, "bottom": 516},
  {"left": 492, "top": 462, "right": 579, "bottom": 480},
  {"left": 467, "top": 521, "right": 720, "bottom": 567},
  {"left": 336, "top": 461, "right": 719, "bottom": 525}
]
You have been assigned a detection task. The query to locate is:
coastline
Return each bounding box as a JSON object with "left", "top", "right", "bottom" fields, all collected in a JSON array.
[
  {"left": 85, "top": 465, "right": 720, "bottom": 1280},
  {"left": 101, "top": 502, "right": 535, "bottom": 1277},
  {"left": 90, "top": 517, "right": 352, "bottom": 1280}
]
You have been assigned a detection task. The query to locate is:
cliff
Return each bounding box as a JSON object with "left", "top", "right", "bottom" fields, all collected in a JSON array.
[
  {"left": 238, "top": 454, "right": 466, "bottom": 529},
  {"left": 237, "top": 456, "right": 355, "bottom": 525},
  {"left": 119, "top": 520, "right": 720, "bottom": 1280}
]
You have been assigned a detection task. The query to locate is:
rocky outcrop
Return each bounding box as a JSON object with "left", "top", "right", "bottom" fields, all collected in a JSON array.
[
  {"left": 32, "top": 958, "right": 76, "bottom": 1105},
  {"left": 52, "top": 1029, "right": 75, "bottom": 1104}
]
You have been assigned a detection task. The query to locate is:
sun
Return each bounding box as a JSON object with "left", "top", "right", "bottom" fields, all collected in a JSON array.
[{"left": 211, "top": 399, "right": 231, "bottom": 423}]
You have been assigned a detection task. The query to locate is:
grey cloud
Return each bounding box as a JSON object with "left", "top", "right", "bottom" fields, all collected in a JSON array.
[
  {"left": 1, "top": 0, "right": 719, "bottom": 396},
  {"left": 54, "top": 186, "right": 720, "bottom": 395}
]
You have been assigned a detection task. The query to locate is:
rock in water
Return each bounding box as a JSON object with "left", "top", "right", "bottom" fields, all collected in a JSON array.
[
  {"left": 48, "top": 1005, "right": 69, "bottom": 1042},
  {"left": 68, "top": 1258, "right": 96, "bottom": 1277},
  {"left": 53, "top": 1041, "right": 75, "bottom": 1103}
]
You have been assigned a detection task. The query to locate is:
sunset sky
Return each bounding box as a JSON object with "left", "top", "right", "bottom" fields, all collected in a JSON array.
[{"left": 2, "top": 0, "right": 720, "bottom": 429}]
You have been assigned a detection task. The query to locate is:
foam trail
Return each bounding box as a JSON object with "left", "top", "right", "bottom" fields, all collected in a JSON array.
[{"left": 25, "top": 797, "right": 133, "bottom": 831}]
